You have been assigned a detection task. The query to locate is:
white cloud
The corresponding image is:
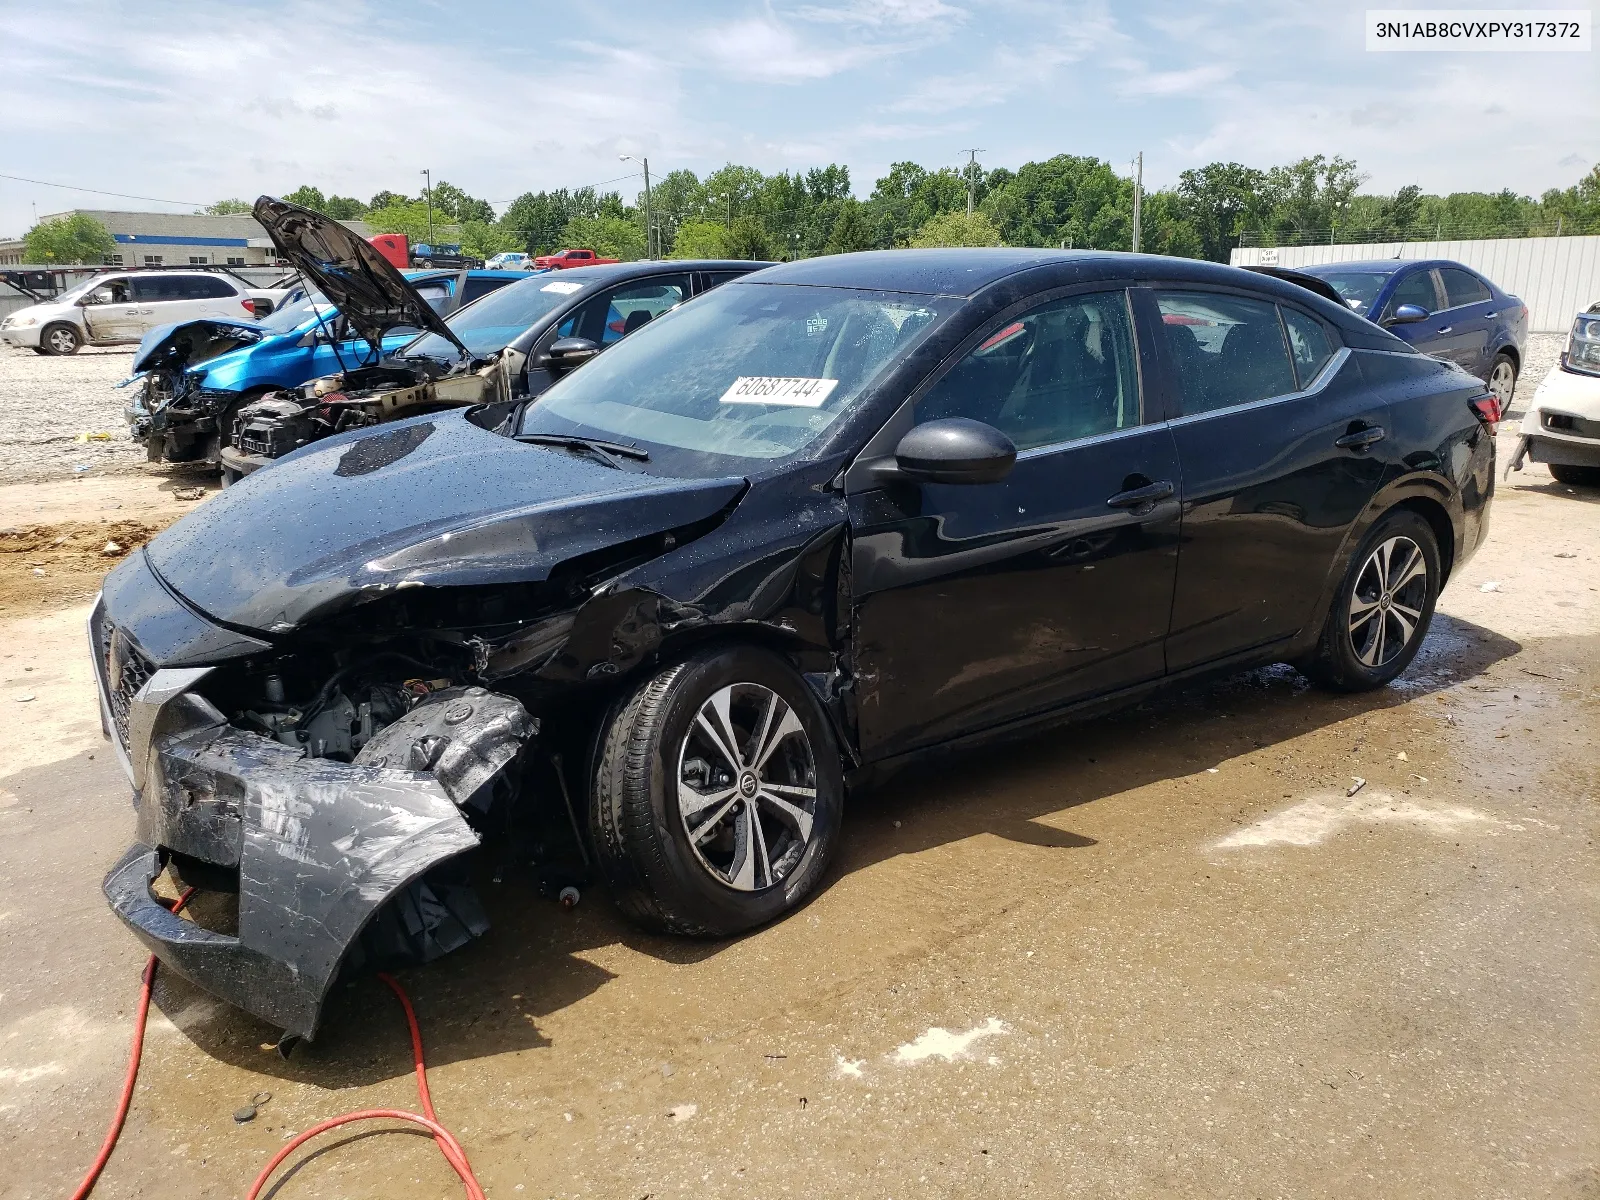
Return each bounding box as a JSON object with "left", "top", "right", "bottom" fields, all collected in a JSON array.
[
  {"left": 1116, "top": 63, "right": 1234, "bottom": 98},
  {"left": 697, "top": 16, "right": 879, "bottom": 81},
  {"left": 793, "top": 0, "right": 967, "bottom": 26}
]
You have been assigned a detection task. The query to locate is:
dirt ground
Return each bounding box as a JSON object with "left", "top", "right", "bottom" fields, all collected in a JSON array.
[{"left": 0, "top": 423, "right": 1595, "bottom": 1197}]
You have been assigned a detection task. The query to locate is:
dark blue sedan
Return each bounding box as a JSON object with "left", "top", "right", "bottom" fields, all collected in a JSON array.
[{"left": 1298, "top": 259, "right": 1527, "bottom": 405}]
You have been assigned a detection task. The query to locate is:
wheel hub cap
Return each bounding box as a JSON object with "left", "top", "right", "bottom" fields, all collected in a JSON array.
[{"left": 676, "top": 682, "right": 819, "bottom": 893}]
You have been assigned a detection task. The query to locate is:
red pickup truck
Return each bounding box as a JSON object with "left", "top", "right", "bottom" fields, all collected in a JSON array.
[{"left": 532, "top": 248, "right": 620, "bottom": 269}]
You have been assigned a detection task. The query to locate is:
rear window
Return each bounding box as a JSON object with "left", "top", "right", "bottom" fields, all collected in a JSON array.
[
  {"left": 1440, "top": 267, "right": 1492, "bottom": 308},
  {"left": 1281, "top": 308, "right": 1336, "bottom": 388}
]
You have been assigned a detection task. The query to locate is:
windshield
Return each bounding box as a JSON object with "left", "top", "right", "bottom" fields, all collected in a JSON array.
[
  {"left": 55, "top": 276, "right": 104, "bottom": 304},
  {"left": 517, "top": 283, "right": 956, "bottom": 463},
  {"left": 401, "top": 275, "right": 586, "bottom": 360},
  {"left": 1307, "top": 271, "right": 1391, "bottom": 315},
  {"left": 260, "top": 289, "right": 331, "bottom": 335}
]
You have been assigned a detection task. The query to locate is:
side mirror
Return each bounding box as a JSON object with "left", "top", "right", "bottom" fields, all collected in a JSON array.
[
  {"left": 83, "top": 288, "right": 115, "bottom": 307},
  {"left": 540, "top": 336, "right": 601, "bottom": 372},
  {"left": 1384, "top": 303, "right": 1430, "bottom": 326},
  {"left": 890, "top": 418, "right": 1016, "bottom": 485}
]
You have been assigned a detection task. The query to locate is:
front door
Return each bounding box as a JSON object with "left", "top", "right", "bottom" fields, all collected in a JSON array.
[
  {"left": 1153, "top": 288, "right": 1393, "bottom": 671},
  {"left": 80, "top": 278, "right": 141, "bottom": 341},
  {"left": 849, "top": 288, "right": 1182, "bottom": 762}
]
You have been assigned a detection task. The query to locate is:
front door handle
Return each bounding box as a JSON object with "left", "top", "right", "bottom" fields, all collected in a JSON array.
[
  {"left": 1435, "top": 325, "right": 1452, "bottom": 334},
  {"left": 1106, "top": 479, "right": 1175, "bottom": 510},
  {"left": 1335, "top": 424, "right": 1386, "bottom": 451},
  {"left": 1484, "top": 311, "right": 1497, "bottom": 318}
]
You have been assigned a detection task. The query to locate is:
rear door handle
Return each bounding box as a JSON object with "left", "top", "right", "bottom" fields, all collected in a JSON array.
[
  {"left": 1106, "top": 480, "right": 1175, "bottom": 510},
  {"left": 1335, "top": 425, "right": 1386, "bottom": 451}
]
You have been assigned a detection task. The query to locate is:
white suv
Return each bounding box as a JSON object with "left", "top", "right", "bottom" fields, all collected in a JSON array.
[{"left": 0, "top": 270, "right": 268, "bottom": 356}]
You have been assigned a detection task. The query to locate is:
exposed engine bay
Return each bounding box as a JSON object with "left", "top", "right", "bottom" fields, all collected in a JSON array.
[
  {"left": 124, "top": 321, "right": 267, "bottom": 462},
  {"left": 223, "top": 357, "right": 506, "bottom": 476}
]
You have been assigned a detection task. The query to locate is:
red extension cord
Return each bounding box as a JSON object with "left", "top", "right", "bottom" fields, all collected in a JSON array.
[{"left": 70, "top": 889, "right": 487, "bottom": 1199}]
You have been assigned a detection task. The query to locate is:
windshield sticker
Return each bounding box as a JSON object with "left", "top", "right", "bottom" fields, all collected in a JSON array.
[
  {"left": 541, "top": 281, "right": 583, "bottom": 295},
  {"left": 719, "top": 376, "right": 840, "bottom": 407}
]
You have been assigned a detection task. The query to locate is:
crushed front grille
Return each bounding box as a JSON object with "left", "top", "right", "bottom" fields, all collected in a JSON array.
[{"left": 93, "top": 609, "right": 154, "bottom": 752}]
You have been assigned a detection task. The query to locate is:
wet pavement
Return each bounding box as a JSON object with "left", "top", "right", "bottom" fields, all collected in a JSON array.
[{"left": 0, "top": 464, "right": 1596, "bottom": 1198}]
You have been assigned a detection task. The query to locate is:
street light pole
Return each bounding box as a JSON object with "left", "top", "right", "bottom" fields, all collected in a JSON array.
[
  {"left": 1131, "top": 152, "right": 1143, "bottom": 253},
  {"left": 420, "top": 168, "right": 434, "bottom": 244},
  {"left": 961, "top": 148, "right": 984, "bottom": 216},
  {"left": 619, "top": 154, "right": 654, "bottom": 258}
]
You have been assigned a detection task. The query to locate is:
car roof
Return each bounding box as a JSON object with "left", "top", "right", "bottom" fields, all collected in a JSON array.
[
  {"left": 744, "top": 249, "right": 1086, "bottom": 296},
  {"left": 530, "top": 259, "right": 774, "bottom": 285},
  {"left": 1298, "top": 259, "right": 1477, "bottom": 277}
]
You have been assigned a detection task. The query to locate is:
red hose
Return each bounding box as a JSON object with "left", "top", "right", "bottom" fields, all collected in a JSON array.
[
  {"left": 69, "top": 887, "right": 194, "bottom": 1200},
  {"left": 72, "top": 894, "right": 486, "bottom": 1199},
  {"left": 244, "top": 972, "right": 486, "bottom": 1200}
]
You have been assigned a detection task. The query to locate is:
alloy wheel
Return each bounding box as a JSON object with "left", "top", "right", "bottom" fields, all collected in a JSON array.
[
  {"left": 47, "top": 327, "right": 78, "bottom": 354},
  {"left": 1488, "top": 359, "right": 1515, "bottom": 406},
  {"left": 676, "top": 682, "right": 818, "bottom": 892},
  {"left": 1347, "top": 535, "right": 1428, "bottom": 669}
]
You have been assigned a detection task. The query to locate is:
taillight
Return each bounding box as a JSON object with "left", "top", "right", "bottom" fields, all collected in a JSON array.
[
  {"left": 242, "top": 299, "right": 258, "bottom": 316},
  {"left": 1469, "top": 393, "right": 1501, "bottom": 434}
]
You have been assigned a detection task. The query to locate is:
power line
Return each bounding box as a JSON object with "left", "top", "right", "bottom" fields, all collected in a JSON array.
[{"left": 0, "top": 170, "right": 210, "bottom": 208}]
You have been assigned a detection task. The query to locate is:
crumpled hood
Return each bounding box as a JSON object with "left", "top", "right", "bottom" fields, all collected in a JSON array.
[
  {"left": 131, "top": 318, "right": 266, "bottom": 376},
  {"left": 253, "top": 195, "right": 468, "bottom": 358},
  {"left": 144, "top": 411, "right": 746, "bottom": 633}
]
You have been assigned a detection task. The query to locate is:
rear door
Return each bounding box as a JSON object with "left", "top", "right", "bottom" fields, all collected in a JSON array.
[
  {"left": 848, "top": 286, "right": 1182, "bottom": 760},
  {"left": 1155, "top": 288, "right": 1392, "bottom": 672},
  {"left": 1435, "top": 267, "right": 1495, "bottom": 377},
  {"left": 130, "top": 275, "right": 215, "bottom": 333}
]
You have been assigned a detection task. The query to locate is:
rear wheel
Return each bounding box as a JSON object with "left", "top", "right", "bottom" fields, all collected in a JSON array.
[
  {"left": 1486, "top": 351, "right": 1517, "bottom": 409},
  {"left": 1548, "top": 463, "right": 1600, "bottom": 486},
  {"left": 39, "top": 323, "right": 81, "bottom": 356},
  {"left": 590, "top": 644, "right": 844, "bottom": 936},
  {"left": 1302, "top": 510, "right": 1441, "bottom": 692}
]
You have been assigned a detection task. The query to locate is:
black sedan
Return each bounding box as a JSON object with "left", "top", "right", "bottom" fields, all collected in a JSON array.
[{"left": 93, "top": 249, "right": 1497, "bottom": 1041}]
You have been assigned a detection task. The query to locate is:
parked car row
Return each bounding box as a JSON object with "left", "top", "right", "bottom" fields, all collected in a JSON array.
[{"left": 96, "top": 228, "right": 1505, "bottom": 1040}]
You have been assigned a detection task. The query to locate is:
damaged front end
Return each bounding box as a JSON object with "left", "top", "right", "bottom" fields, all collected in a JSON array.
[
  {"left": 124, "top": 321, "right": 267, "bottom": 463},
  {"left": 92, "top": 567, "right": 539, "bottom": 1041}
]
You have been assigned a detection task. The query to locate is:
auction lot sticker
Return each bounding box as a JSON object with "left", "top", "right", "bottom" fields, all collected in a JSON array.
[
  {"left": 719, "top": 376, "right": 840, "bottom": 406},
  {"left": 541, "top": 280, "right": 584, "bottom": 294}
]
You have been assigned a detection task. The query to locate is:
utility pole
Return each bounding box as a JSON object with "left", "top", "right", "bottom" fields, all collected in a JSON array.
[
  {"left": 961, "top": 148, "right": 984, "bottom": 215},
  {"left": 619, "top": 154, "right": 654, "bottom": 258},
  {"left": 1131, "top": 152, "right": 1143, "bottom": 253},
  {"left": 420, "top": 168, "right": 434, "bottom": 243}
]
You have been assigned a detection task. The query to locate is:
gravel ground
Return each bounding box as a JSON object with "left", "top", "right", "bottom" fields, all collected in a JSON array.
[
  {"left": 0, "top": 332, "right": 1571, "bottom": 486},
  {"left": 0, "top": 344, "right": 145, "bottom": 484}
]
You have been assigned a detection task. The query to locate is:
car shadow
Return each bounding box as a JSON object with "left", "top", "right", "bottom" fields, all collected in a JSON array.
[
  {"left": 1503, "top": 476, "right": 1600, "bottom": 505},
  {"left": 164, "top": 611, "right": 1521, "bottom": 1085}
]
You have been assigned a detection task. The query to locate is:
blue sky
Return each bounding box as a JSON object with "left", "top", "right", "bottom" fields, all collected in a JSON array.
[{"left": 0, "top": 0, "right": 1594, "bottom": 236}]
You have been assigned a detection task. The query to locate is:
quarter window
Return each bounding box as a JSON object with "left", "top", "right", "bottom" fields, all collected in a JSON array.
[
  {"left": 917, "top": 290, "right": 1140, "bottom": 450},
  {"left": 1155, "top": 291, "right": 1297, "bottom": 415},
  {"left": 1280, "top": 307, "right": 1336, "bottom": 388}
]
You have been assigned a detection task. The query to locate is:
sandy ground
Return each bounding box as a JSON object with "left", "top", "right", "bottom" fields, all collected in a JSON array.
[{"left": 0, "top": 409, "right": 1595, "bottom": 1197}]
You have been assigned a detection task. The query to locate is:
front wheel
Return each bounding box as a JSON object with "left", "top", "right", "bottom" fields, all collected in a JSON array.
[
  {"left": 590, "top": 644, "right": 844, "bottom": 936},
  {"left": 1301, "top": 510, "right": 1441, "bottom": 692},
  {"left": 39, "top": 323, "right": 81, "bottom": 355},
  {"left": 1549, "top": 463, "right": 1600, "bottom": 486}
]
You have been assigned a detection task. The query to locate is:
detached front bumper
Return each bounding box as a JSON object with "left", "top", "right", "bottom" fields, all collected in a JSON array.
[{"left": 91, "top": 596, "right": 535, "bottom": 1040}]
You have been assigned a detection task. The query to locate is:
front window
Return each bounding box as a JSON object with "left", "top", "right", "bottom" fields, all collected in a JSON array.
[
  {"left": 400, "top": 275, "right": 599, "bottom": 361},
  {"left": 1307, "top": 271, "right": 1390, "bottom": 315},
  {"left": 518, "top": 282, "right": 955, "bottom": 463}
]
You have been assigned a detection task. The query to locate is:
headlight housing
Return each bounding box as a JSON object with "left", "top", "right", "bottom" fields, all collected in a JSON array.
[
  {"left": 6, "top": 315, "right": 38, "bottom": 328},
  {"left": 1566, "top": 311, "right": 1600, "bottom": 378}
]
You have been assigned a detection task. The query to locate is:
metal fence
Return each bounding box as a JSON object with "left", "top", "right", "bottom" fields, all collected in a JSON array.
[{"left": 1231, "top": 235, "right": 1600, "bottom": 333}]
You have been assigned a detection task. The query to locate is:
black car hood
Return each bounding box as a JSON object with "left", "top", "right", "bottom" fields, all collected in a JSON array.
[
  {"left": 252, "top": 196, "right": 469, "bottom": 359},
  {"left": 130, "top": 318, "right": 265, "bottom": 376},
  {"left": 143, "top": 412, "right": 747, "bottom": 633}
]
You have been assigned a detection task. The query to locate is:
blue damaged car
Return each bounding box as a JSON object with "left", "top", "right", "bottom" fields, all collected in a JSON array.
[{"left": 124, "top": 269, "right": 525, "bottom": 465}]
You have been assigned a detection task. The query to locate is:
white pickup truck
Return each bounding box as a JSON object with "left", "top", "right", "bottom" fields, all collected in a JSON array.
[{"left": 1507, "top": 303, "right": 1600, "bottom": 486}]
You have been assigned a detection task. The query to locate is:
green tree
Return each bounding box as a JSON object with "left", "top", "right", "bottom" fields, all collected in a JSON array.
[
  {"left": 323, "top": 195, "right": 368, "bottom": 221},
  {"left": 669, "top": 220, "right": 731, "bottom": 259},
  {"left": 368, "top": 189, "right": 410, "bottom": 211},
  {"left": 24, "top": 213, "right": 116, "bottom": 264},
  {"left": 459, "top": 219, "right": 520, "bottom": 259},
  {"left": 824, "top": 198, "right": 872, "bottom": 254},
  {"left": 1175, "top": 163, "right": 1268, "bottom": 261},
  {"left": 722, "top": 215, "right": 774, "bottom": 260},
  {"left": 982, "top": 155, "right": 1130, "bottom": 249},
  {"left": 202, "top": 198, "right": 251, "bottom": 215},
  {"left": 282, "top": 184, "right": 328, "bottom": 212},
  {"left": 559, "top": 214, "right": 646, "bottom": 261},
  {"left": 908, "top": 209, "right": 1003, "bottom": 248},
  {"left": 867, "top": 161, "right": 966, "bottom": 246},
  {"left": 365, "top": 199, "right": 443, "bottom": 242},
  {"left": 1258, "top": 155, "right": 1366, "bottom": 244},
  {"left": 430, "top": 181, "right": 495, "bottom": 224}
]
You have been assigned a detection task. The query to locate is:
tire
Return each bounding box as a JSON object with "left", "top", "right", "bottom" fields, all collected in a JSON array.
[
  {"left": 590, "top": 644, "right": 844, "bottom": 936},
  {"left": 39, "top": 323, "right": 81, "bottom": 356},
  {"left": 1548, "top": 463, "right": 1600, "bottom": 486},
  {"left": 1302, "top": 509, "right": 1441, "bottom": 692},
  {"left": 1486, "top": 351, "right": 1517, "bottom": 409}
]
